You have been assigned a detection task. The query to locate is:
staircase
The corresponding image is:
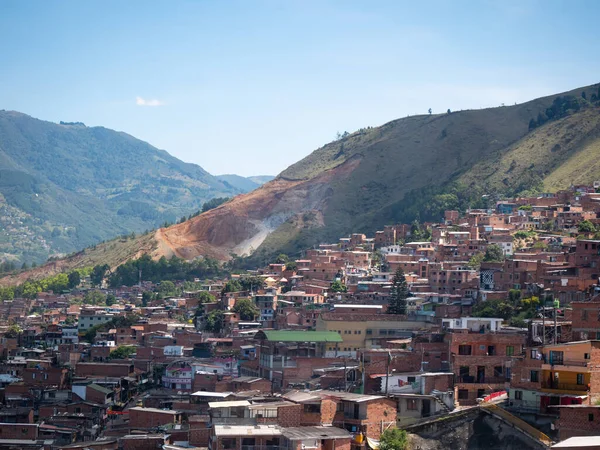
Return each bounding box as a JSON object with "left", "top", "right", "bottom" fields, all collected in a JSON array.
[{"left": 481, "top": 403, "right": 553, "bottom": 447}]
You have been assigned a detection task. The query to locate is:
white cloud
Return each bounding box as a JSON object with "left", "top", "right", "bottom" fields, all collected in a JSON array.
[{"left": 136, "top": 96, "right": 164, "bottom": 107}]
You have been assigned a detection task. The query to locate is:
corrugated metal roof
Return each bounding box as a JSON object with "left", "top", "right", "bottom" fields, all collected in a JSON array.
[{"left": 208, "top": 400, "right": 251, "bottom": 408}]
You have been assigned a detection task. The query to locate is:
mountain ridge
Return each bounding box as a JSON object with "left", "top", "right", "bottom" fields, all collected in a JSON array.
[
  {"left": 0, "top": 110, "right": 239, "bottom": 265},
  {"left": 3, "top": 82, "right": 600, "bottom": 283}
]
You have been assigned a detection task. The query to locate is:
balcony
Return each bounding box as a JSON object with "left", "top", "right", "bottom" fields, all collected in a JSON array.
[
  {"left": 541, "top": 381, "right": 588, "bottom": 394},
  {"left": 542, "top": 359, "right": 589, "bottom": 372},
  {"left": 458, "top": 376, "right": 508, "bottom": 385}
]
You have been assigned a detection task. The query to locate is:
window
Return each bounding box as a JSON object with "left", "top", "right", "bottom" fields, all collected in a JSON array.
[
  {"left": 506, "top": 346, "right": 514, "bottom": 356},
  {"left": 582, "top": 310, "right": 589, "bottom": 321},
  {"left": 494, "top": 366, "right": 503, "bottom": 378},
  {"left": 585, "top": 353, "right": 591, "bottom": 360},
  {"left": 222, "top": 439, "right": 236, "bottom": 450},
  {"left": 530, "top": 349, "right": 537, "bottom": 359},
  {"left": 458, "top": 389, "right": 469, "bottom": 400},
  {"left": 577, "top": 373, "right": 585, "bottom": 385},
  {"left": 304, "top": 404, "right": 320, "bottom": 413},
  {"left": 550, "top": 351, "right": 564, "bottom": 365},
  {"left": 515, "top": 390, "right": 523, "bottom": 400},
  {"left": 530, "top": 371, "right": 539, "bottom": 383},
  {"left": 590, "top": 414, "right": 594, "bottom": 422},
  {"left": 458, "top": 345, "right": 472, "bottom": 356},
  {"left": 366, "top": 329, "right": 372, "bottom": 335},
  {"left": 406, "top": 399, "right": 418, "bottom": 410},
  {"left": 488, "top": 346, "right": 496, "bottom": 356}
]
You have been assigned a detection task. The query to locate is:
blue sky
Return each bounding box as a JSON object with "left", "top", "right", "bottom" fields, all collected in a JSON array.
[{"left": 1, "top": 1, "right": 599, "bottom": 177}]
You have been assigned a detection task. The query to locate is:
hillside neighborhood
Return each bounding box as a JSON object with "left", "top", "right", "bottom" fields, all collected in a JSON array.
[{"left": 1, "top": 183, "right": 600, "bottom": 448}]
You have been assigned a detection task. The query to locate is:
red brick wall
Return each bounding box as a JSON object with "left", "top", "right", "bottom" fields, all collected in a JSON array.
[
  {"left": 559, "top": 407, "right": 600, "bottom": 440},
  {"left": 423, "top": 374, "right": 454, "bottom": 393},
  {"left": 129, "top": 409, "right": 179, "bottom": 429},
  {"left": 0, "top": 423, "right": 38, "bottom": 439},
  {"left": 189, "top": 423, "right": 210, "bottom": 447},
  {"left": 86, "top": 386, "right": 110, "bottom": 404},
  {"left": 75, "top": 363, "right": 132, "bottom": 378},
  {"left": 364, "top": 399, "right": 397, "bottom": 439},
  {"left": 319, "top": 399, "right": 338, "bottom": 425},
  {"left": 277, "top": 404, "right": 303, "bottom": 427}
]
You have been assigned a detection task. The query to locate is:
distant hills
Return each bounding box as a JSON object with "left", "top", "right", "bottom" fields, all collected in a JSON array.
[
  {"left": 216, "top": 174, "right": 274, "bottom": 193},
  {"left": 4, "top": 82, "right": 600, "bottom": 281},
  {"left": 148, "top": 82, "right": 600, "bottom": 264},
  {"left": 0, "top": 111, "right": 241, "bottom": 264}
]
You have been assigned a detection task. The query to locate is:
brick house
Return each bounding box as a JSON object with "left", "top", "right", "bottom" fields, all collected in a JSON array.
[
  {"left": 75, "top": 362, "right": 133, "bottom": 378},
  {"left": 128, "top": 407, "right": 182, "bottom": 430},
  {"left": 22, "top": 366, "right": 69, "bottom": 390},
  {"left": 209, "top": 425, "right": 351, "bottom": 450},
  {"left": 557, "top": 405, "right": 600, "bottom": 441},
  {"left": 447, "top": 320, "right": 525, "bottom": 405},
  {"left": 0, "top": 423, "right": 39, "bottom": 440},
  {"left": 283, "top": 390, "right": 396, "bottom": 440}
]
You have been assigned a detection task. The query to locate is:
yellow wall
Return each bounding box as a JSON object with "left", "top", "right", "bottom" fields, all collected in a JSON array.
[
  {"left": 543, "top": 341, "right": 592, "bottom": 362},
  {"left": 542, "top": 370, "right": 589, "bottom": 387},
  {"left": 316, "top": 318, "right": 430, "bottom": 353}
]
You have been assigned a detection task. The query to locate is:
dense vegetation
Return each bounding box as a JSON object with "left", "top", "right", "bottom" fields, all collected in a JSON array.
[
  {"left": 107, "top": 255, "right": 225, "bottom": 287},
  {"left": 0, "top": 111, "right": 239, "bottom": 265}
]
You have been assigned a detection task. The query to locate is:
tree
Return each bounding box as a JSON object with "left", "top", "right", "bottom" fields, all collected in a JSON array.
[
  {"left": 275, "top": 254, "right": 289, "bottom": 264},
  {"left": 508, "top": 289, "right": 522, "bottom": 304},
  {"left": 141, "top": 291, "right": 152, "bottom": 307},
  {"left": 197, "top": 291, "right": 216, "bottom": 303},
  {"left": 193, "top": 291, "right": 216, "bottom": 327},
  {"left": 110, "top": 345, "right": 136, "bottom": 360},
  {"left": 483, "top": 244, "right": 504, "bottom": 262},
  {"left": 202, "top": 197, "right": 230, "bottom": 213},
  {"left": 233, "top": 298, "right": 259, "bottom": 321},
  {"left": 105, "top": 294, "right": 116, "bottom": 307},
  {"left": 158, "top": 280, "right": 176, "bottom": 296},
  {"left": 21, "top": 262, "right": 28, "bottom": 270},
  {"left": 380, "top": 428, "right": 408, "bottom": 450},
  {"left": 91, "top": 264, "right": 109, "bottom": 287},
  {"left": 330, "top": 280, "right": 347, "bottom": 293},
  {"left": 428, "top": 108, "right": 432, "bottom": 115},
  {"left": 84, "top": 290, "right": 106, "bottom": 305},
  {"left": 468, "top": 252, "right": 485, "bottom": 270},
  {"left": 68, "top": 271, "right": 81, "bottom": 289},
  {"left": 204, "top": 310, "right": 225, "bottom": 333},
  {"left": 447, "top": 108, "right": 451, "bottom": 114},
  {"left": 388, "top": 267, "right": 409, "bottom": 315},
  {"left": 582, "top": 91, "right": 587, "bottom": 100},
  {"left": 4, "top": 324, "right": 22, "bottom": 339},
  {"left": 222, "top": 279, "right": 243, "bottom": 294},
  {"left": 285, "top": 261, "right": 297, "bottom": 272},
  {"left": 578, "top": 220, "right": 596, "bottom": 234}
]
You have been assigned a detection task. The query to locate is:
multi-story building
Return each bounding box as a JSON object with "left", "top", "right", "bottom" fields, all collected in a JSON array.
[
  {"left": 316, "top": 313, "right": 435, "bottom": 358},
  {"left": 78, "top": 308, "right": 115, "bottom": 332},
  {"left": 510, "top": 341, "right": 600, "bottom": 414},
  {"left": 447, "top": 317, "right": 525, "bottom": 405},
  {"left": 253, "top": 330, "right": 342, "bottom": 389}
]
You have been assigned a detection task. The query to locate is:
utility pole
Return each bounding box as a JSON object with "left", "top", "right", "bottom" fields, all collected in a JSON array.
[{"left": 385, "top": 352, "right": 391, "bottom": 396}]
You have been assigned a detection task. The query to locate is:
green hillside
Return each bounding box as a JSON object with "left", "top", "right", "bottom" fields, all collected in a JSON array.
[
  {"left": 249, "top": 83, "right": 600, "bottom": 263},
  {"left": 0, "top": 111, "right": 237, "bottom": 264}
]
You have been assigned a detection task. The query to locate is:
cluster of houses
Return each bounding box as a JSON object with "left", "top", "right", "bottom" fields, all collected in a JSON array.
[{"left": 2, "top": 184, "right": 600, "bottom": 448}]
